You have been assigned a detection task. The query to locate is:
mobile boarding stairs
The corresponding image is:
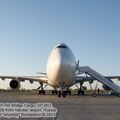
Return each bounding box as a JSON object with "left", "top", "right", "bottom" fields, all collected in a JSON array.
[{"left": 78, "top": 66, "right": 120, "bottom": 95}]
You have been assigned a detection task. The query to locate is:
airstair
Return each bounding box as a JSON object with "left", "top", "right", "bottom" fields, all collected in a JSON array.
[{"left": 79, "top": 66, "right": 120, "bottom": 94}]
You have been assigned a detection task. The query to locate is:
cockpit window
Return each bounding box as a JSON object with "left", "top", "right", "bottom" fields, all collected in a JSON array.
[{"left": 56, "top": 45, "right": 68, "bottom": 49}]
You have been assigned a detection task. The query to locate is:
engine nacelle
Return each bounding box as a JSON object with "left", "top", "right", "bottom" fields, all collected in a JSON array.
[
  {"left": 102, "top": 85, "right": 111, "bottom": 91},
  {"left": 9, "top": 79, "right": 20, "bottom": 89}
]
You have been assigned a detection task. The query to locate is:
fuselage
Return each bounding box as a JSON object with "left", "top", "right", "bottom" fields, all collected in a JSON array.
[{"left": 47, "top": 43, "right": 76, "bottom": 89}]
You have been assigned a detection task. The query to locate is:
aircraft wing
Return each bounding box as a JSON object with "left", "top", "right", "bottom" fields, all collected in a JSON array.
[{"left": 0, "top": 75, "right": 48, "bottom": 83}]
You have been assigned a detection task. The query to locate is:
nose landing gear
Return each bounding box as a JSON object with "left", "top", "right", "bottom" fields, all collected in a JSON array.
[
  {"left": 52, "top": 90, "right": 58, "bottom": 95},
  {"left": 58, "top": 90, "right": 66, "bottom": 97},
  {"left": 58, "top": 91, "right": 61, "bottom": 97},
  {"left": 52, "top": 87, "right": 69, "bottom": 97}
]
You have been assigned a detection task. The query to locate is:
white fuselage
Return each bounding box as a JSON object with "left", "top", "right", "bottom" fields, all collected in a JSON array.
[{"left": 46, "top": 44, "right": 76, "bottom": 89}]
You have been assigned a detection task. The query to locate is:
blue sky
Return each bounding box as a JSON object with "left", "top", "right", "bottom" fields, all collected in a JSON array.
[{"left": 0, "top": 0, "right": 120, "bottom": 89}]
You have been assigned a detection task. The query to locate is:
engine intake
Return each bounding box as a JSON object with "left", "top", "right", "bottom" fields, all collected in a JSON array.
[{"left": 9, "top": 80, "right": 20, "bottom": 89}]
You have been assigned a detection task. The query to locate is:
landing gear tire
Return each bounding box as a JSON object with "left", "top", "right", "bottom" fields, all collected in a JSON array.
[
  {"left": 77, "top": 90, "right": 80, "bottom": 95},
  {"left": 52, "top": 90, "right": 58, "bottom": 95},
  {"left": 77, "top": 90, "right": 84, "bottom": 95},
  {"left": 39, "top": 90, "right": 45, "bottom": 95},
  {"left": 42, "top": 90, "right": 45, "bottom": 95},
  {"left": 55, "top": 91, "right": 58, "bottom": 95},
  {"left": 68, "top": 90, "right": 71, "bottom": 95},
  {"left": 58, "top": 91, "right": 61, "bottom": 97},
  {"left": 52, "top": 90, "right": 54, "bottom": 95},
  {"left": 82, "top": 90, "right": 84, "bottom": 95},
  {"left": 39, "top": 90, "right": 41, "bottom": 95},
  {"left": 63, "top": 91, "right": 66, "bottom": 97}
]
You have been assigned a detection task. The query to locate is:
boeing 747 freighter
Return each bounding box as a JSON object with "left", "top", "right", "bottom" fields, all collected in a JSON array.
[{"left": 1, "top": 43, "right": 120, "bottom": 97}]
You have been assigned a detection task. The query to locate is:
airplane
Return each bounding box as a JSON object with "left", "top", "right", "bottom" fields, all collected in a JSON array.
[{"left": 0, "top": 43, "right": 120, "bottom": 97}]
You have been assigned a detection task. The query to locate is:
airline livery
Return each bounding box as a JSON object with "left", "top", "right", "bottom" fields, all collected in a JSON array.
[{"left": 0, "top": 43, "right": 120, "bottom": 97}]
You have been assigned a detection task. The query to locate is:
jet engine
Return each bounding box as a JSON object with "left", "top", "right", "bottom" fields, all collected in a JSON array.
[{"left": 9, "top": 79, "right": 20, "bottom": 89}]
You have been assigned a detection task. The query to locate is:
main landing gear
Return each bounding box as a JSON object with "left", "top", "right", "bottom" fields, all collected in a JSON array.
[
  {"left": 52, "top": 90, "right": 58, "bottom": 95},
  {"left": 66, "top": 88, "right": 71, "bottom": 95},
  {"left": 39, "top": 90, "right": 45, "bottom": 95},
  {"left": 38, "top": 82, "right": 47, "bottom": 95},
  {"left": 76, "top": 82, "right": 85, "bottom": 95}
]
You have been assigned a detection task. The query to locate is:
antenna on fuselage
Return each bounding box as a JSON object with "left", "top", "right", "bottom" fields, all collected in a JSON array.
[
  {"left": 75, "top": 60, "right": 80, "bottom": 75},
  {"left": 76, "top": 60, "right": 79, "bottom": 70}
]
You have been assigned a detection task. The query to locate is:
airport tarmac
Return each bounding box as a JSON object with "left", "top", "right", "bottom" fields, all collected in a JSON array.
[{"left": 0, "top": 92, "right": 120, "bottom": 120}]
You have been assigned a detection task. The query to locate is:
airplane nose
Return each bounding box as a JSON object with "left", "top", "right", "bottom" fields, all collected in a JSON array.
[{"left": 47, "top": 43, "right": 76, "bottom": 87}]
